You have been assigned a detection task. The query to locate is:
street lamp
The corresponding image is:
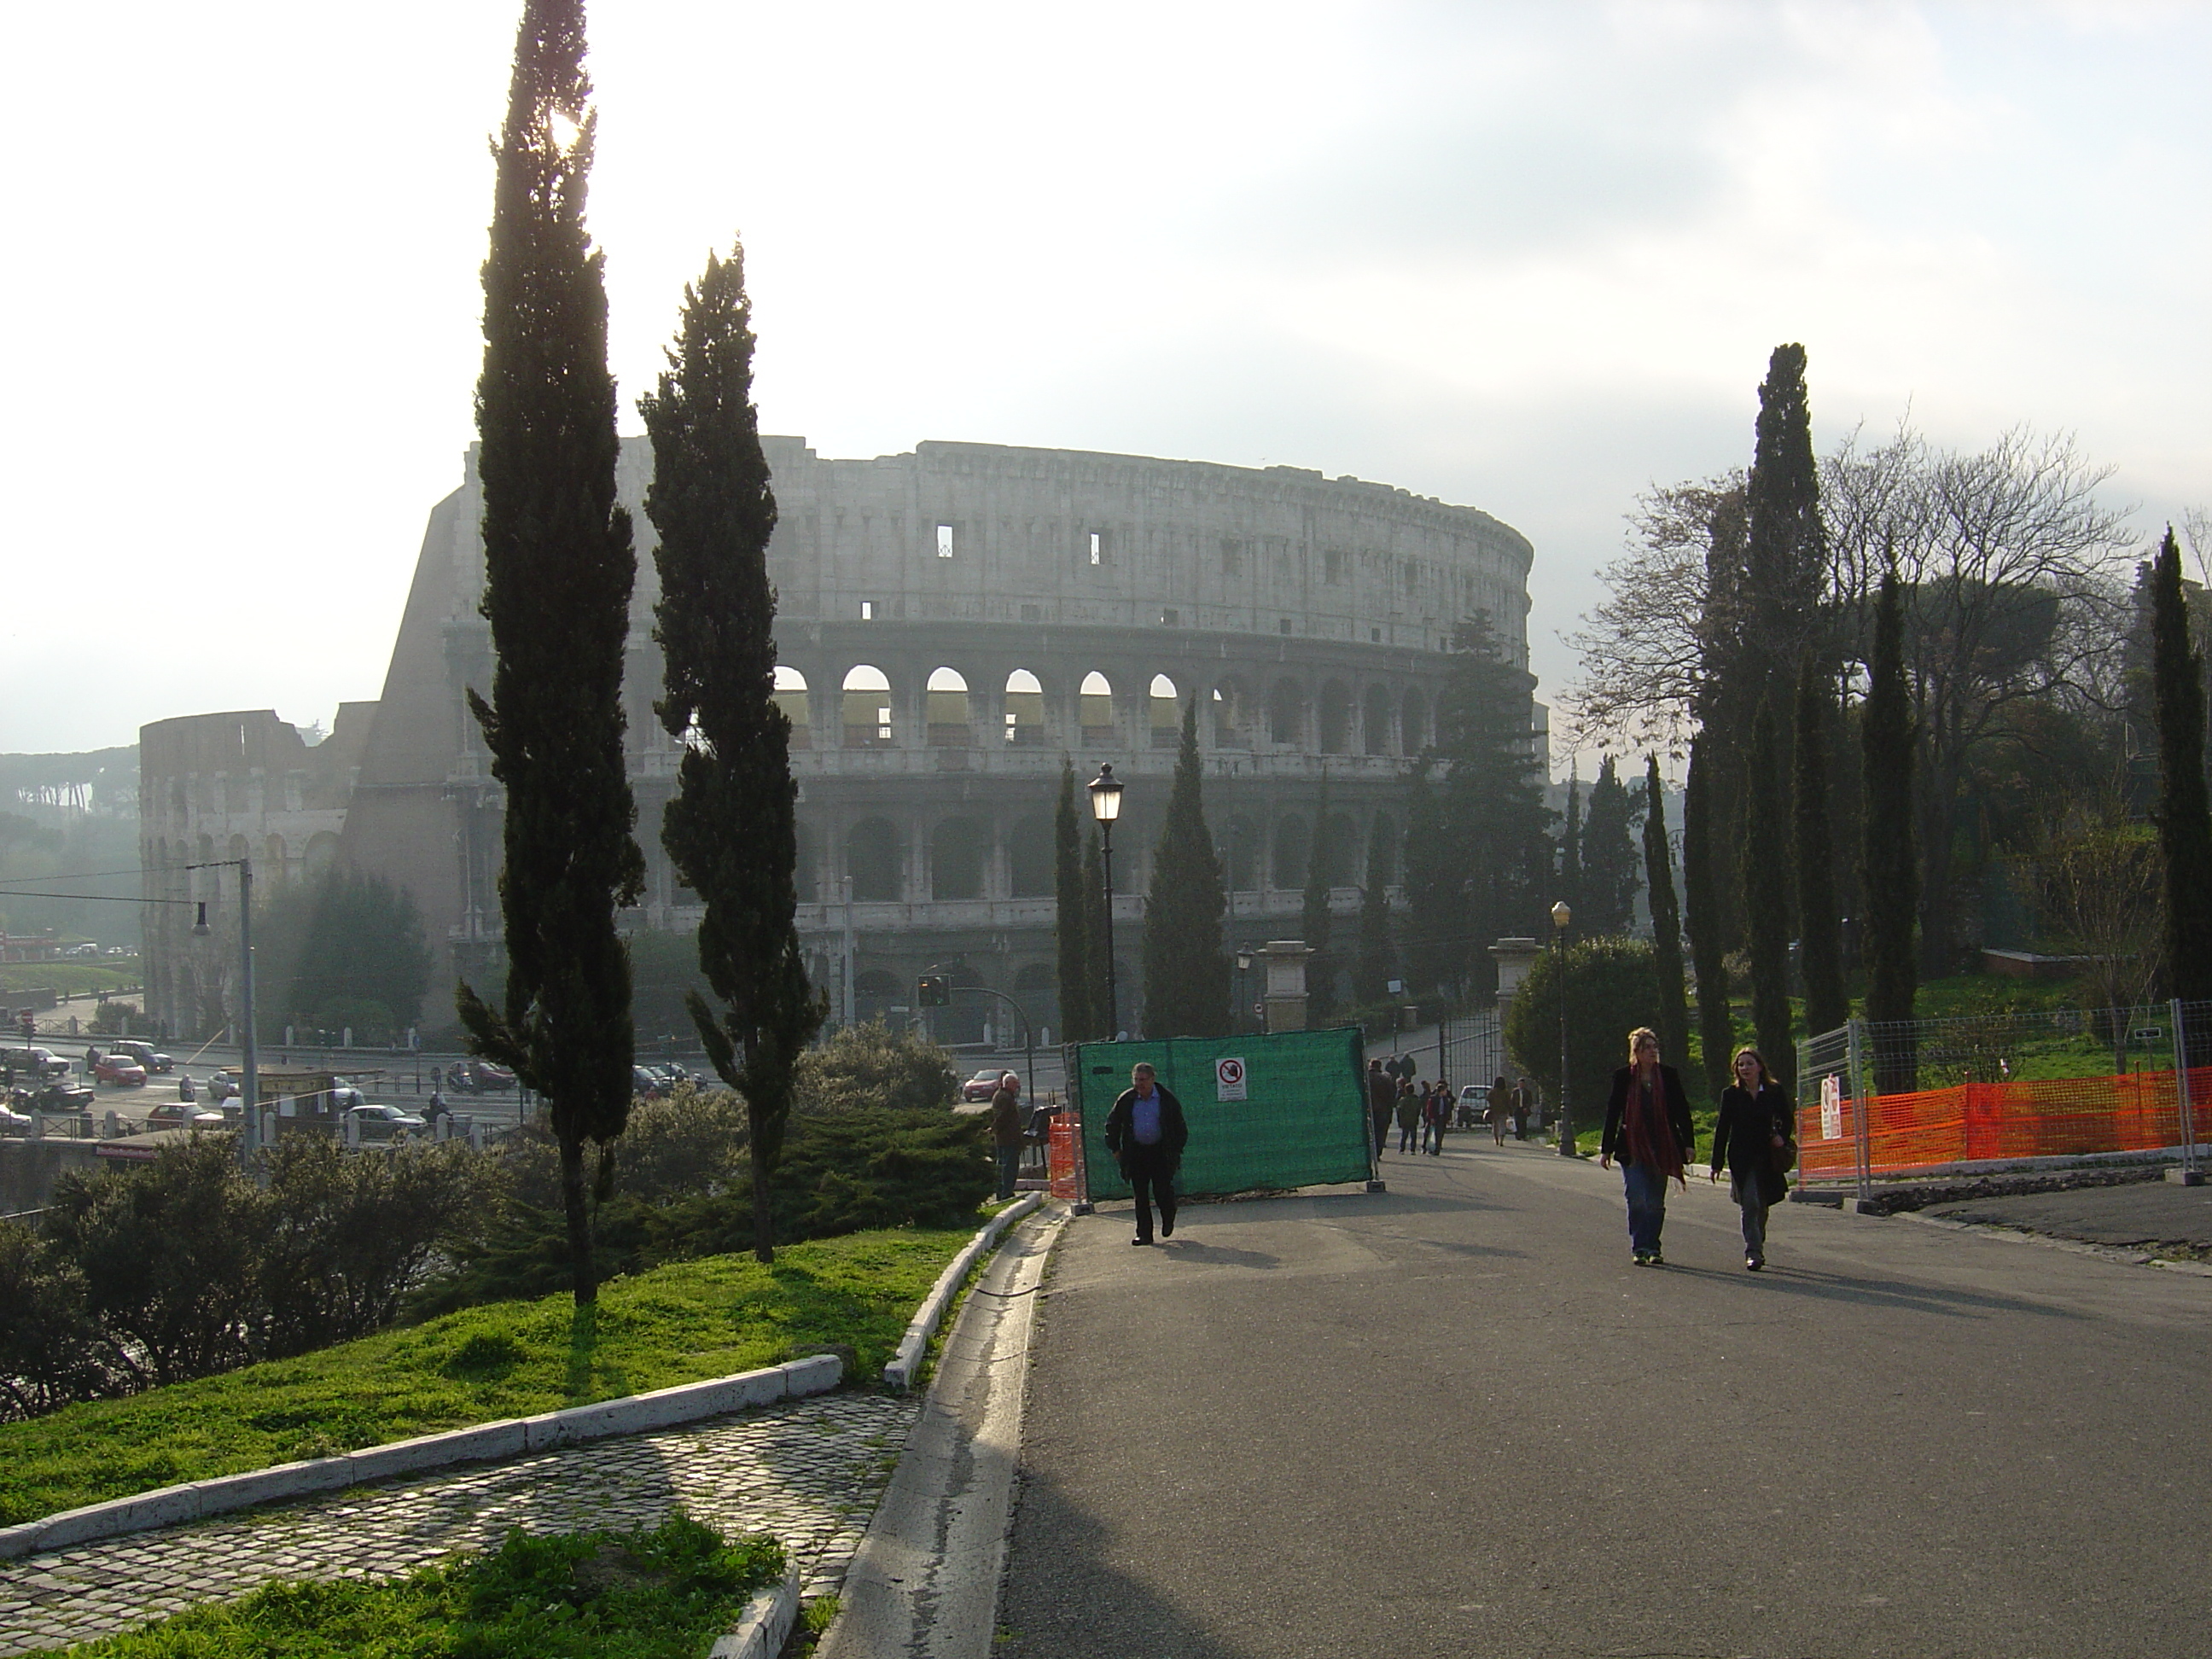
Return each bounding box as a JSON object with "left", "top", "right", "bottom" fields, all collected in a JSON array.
[
  {"left": 193, "top": 857, "right": 260, "bottom": 1168},
  {"left": 1551, "top": 899, "right": 1572, "bottom": 1156},
  {"left": 1236, "top": 946, "right": 1254, "bottom": 1033},
  {"left": 1087, "top": 764, "right": 1124, "bottom": 1038}
]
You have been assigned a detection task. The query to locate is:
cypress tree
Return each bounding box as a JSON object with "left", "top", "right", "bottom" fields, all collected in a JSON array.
[
  {"left": 1301, "top": 773, "right": 1339, "bottom": 1023},
  {"left": 1353, "top": 877, "right": 1395, "bottom": 1011},
  {"left": 1742, "top": 696, "right": 1794, "bottom": 1095},
  {"left": 1400, "top": 762, "right": 1462, "bottom": 998},
  {"left": 1742, "top": 343, "right": 1825, "bottom": 668},
  {"left": 1083, "top": 823, "right": 1113, "bottom": 1036},
  {"left": 2151, "top": 526, "right": 2212, "bottom": 1004},
  {"left": 1580, "top": 755, "right": 1642, "bottom": 935},
  {"left": 1682, "top": 731, "right": 1734, "bottom": 1099},
  {"left": 641, "top": 238, "right": 825, "bottom": 1265},
  {"left": 457, "top": 0, "right": 645, "bottom": 1307},
  {"left": 1793, "top": 649, "right": 1848, "bottom": 1037},
  {"left": 1052, "top": 758, "right": 1094, "bottom": 1042},
  {"left": 1863, "top": 569, "right": 1919, "bottom": 1085},
  {"left": 1141, "top": 697, "right": 1231, "bottom": 1035},
  {"left": 1558, "top": 768, "right": 1584, "bottom": 923},
  {"left": 1643, "top": 755, "right": 1690, "bottom": 1074}
]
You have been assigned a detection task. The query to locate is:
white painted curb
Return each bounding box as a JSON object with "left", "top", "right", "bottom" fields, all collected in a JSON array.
[
  {"left": 0, "top": 1352, "right": 841, "bottom": 1562},
  {"left": 709, "top": 1557, "right": 804, "bottom": 1659},
  {"left": 882, "top": 1193, "right": 1044, "bottom": 1393}
]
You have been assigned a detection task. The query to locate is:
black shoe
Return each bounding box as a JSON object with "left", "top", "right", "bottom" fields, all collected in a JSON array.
[
  {"left": 1648, "top": 1252, "right": 1665, "bottom": 1266},
  {"left": 1746, "top": 1256, "right": 1764, "bottom": 1272},
  {"left": 1632, "top": 1252, "right": 1650, "bottom": 1266},
  {"left": 1161, "top": 1214, "right": 1174, "bottom": 1238},
  {"left": 1132, "top": 1236, "right": 1153, "bottom": 1246}
]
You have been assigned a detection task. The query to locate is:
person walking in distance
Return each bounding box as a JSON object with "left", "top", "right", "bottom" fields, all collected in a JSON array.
[
  {"left": 1599, "top": 1027, "right": 1695, "bottom": 1266},
  {"left": 1103, "top": 1062, "right": 1188, "bottom": 1246},
  {"left": 1486, "top": 1074, "right": 1513, "bottom": 1146},
  {"left": 1394, "top": 1077, "right": 1420, "bottom": 1154},
  {"left": 989, "top": 1071, "right": 1026, "bottom": 1202},
  {"left": 1710, "top": 1047, "right": 1792, "bottom": 1271},
  {"left": 1425, "top": 1078, "right": 1452, "bottom": 1155},
  {"left": 1367, "top": 1057, "right": 1395, "bottom": 1158}
]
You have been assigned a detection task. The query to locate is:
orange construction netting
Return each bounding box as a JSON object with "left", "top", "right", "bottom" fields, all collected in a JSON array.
[{"left": 1797, "top": 1065, "right": 2212, "bottom": 1179}]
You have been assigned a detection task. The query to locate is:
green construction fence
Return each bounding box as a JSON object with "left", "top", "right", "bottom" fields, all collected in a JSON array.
[{"left": 1071, "top": 1027, "right": 1373, "bottom": 1202}]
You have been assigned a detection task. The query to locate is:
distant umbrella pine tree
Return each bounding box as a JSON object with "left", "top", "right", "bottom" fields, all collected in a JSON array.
[
  {"left": 1642, "top": 755, "right": 1690, "bottom": 1076},
  {"left": 1052, "top": 759, "right": 1096, "bottom": 1043},
  {"left": 641, "top": 238, "right": 826, "bottom": 1265},
  {"left": 455, "top": 0, "right": 645, "bottom": 1307},
  {"left": 1142, "top": 697, "right": 1231, "bottom": 1036},
  {"left": 2150, "top": 526, "right": 2212, "bottom": 1009}
]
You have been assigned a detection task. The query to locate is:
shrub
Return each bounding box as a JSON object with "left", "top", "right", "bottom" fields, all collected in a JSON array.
[
  {"left": 1505, "top": 936, "right": 1669, "bottom": 1126},
  {"left": 86, "top": 1001, "right": 141, "bottom": 1035},
  {"left": 795, "top": 1022, "right": 958, "bottom": 1115}
]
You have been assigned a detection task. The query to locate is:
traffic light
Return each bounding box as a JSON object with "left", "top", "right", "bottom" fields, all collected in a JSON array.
[{"left": 917, "top": 974, "right": 951, "bottom": 1008}]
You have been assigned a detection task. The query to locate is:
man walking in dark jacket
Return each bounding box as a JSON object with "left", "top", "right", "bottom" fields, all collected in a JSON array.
[
  {"left": 1103, "top": 1062, "right": 1189, "bottom": 1246},
  {"left": 1366, "top": 1058, "right": 1394, "bottom": 1156}
]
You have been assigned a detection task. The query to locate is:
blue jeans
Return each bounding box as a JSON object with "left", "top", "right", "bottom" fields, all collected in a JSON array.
[{"left": 1621, "top": 1162, "right": 1669, "bottom": 1256}]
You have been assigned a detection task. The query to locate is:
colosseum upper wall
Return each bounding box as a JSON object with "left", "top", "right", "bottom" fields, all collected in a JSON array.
[{"left": 183, "top": 437, "right": 1541, "bottom": 1044}]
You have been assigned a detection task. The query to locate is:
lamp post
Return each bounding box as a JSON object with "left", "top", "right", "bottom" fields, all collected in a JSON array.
[
  {"left": 193, "top": 857, "right": 259, "bottom": 1169},
  {"left": 1236, "top": 946, "right": 1254, "bottom": 1033},
  {"left": 1551, "top": 899, "right": 1572, "bottom": 1156},
  {"left": 1087, "top": 764, "right": 1124, "bottom": 1038}
]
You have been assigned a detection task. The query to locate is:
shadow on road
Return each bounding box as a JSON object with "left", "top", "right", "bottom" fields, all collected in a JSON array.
[
  {"left": 1659, "top": 1261, "right": 2087, "bottom": 1320},
  {"left": 1001, "top": 1467, "right": 1260, "bottom": 1659},
  {"left": 1155, "top": 1240, "right": 1284, "bottom": 1269}
]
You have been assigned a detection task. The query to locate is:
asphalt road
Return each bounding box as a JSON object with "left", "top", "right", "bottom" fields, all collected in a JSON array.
[{"left": 1000, "top": 1138, "right": 2212, "bottom": 1658}]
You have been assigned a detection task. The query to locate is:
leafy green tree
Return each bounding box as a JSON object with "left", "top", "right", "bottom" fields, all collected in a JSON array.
[
  {"left": 1052, "top": 759, "right": 1095, "bottom": 1042},
  {"left": 1681, "top": 731, "right": 1734, "bottom": 1099},
  {"left": 1579, "top": 755, "right": 1642, "bottom": 934},
  {"left": 1742, "top": 696, "right": 1795, "bottom": 1095},
  {"left": 2150, "top": 527, "right": 2212, "bottom": 1005},
  {"left": 641, "top": 239, "right": 826, "bottom": 1265},
  {"left": 1301, "top": 773, "right": 1338, "bottom": 1024},
  {"left": 1141, "top": 697, "right": 1230, "bottom": 1036},
  {"left": 795, "top": 1020, "right": 960, "bottom": 1115},
  {"left": 1642, "top": 755, "right": 1690, "bottom": 1074},
  {"left": 1794, "top": 649, "right": 1848, "bottom": 1036},
  {"left": 1503, "top": 936, "right": 1662, "bottom": 1124},
  {"left": 454, "top": 0, "right": 646, "bottom": 1307},
  {"left": 1863, "top": 570, "right": 1919, "bottom": 1083},
  {"left": 259, "top": 871, "right": 433, "bottom": 1042}
]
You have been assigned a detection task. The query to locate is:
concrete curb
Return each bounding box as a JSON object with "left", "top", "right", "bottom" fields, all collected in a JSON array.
[
  {"left": 1892, "top": 1209, "right": 2212, "bottom": 1275},
  {"left": 882, "top": 1192, "right": 1043, "bottom": 1393},
  {"left": 709, "top": 1556, "right": 804, "bottom": 1659},
  {"left": 0, "top": 1353, "right": 842, "bottom": 1562}
]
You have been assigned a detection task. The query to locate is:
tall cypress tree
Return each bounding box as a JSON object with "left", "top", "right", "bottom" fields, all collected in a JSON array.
[
  {"left": 1141, "top": 697, "right": 1231, "bottom": 1035},
  {"left": 641, "top": 239, "right": 824, "bottom": 1265},
  {"left": 2151, "top": 526, "right": 2212, "bottom": 1004},
  {"left": 1353, "top": 876, "right": 1395, "bottom": 1011},
  {"left": 1301, "top": 773, "right": 1338, "bottom": 1023},
  {"left": 1052, "top": 758, "right": 1094, "bottom": 1042},
  {"left": 1793, "top": 649, "right": 1848, "bottom": 1037},
  {"left": 1400, "top": 762, "right": 1462, "bottom": 998},
  {"left": 1742, "top": 696, "right": 1794, "bottom": 1095},
  {"left": 1643, "top": 754, "right": 1690, "bottom": 1075},
  {"left": 457, "top": 0, "right": 644, "bottom": 1307},
  {"left": 1682, "top": 731, "right": 1734, "bottom": 1099},
  {"left": 1742, "top": 343, "right": 1825, "bottom": 672},
  {"left": 1580, "top": 755, "right": 1642, "bottom": 935},
  {"left": 1863, "top": 569, "right": 1919, "bottom": 1086}
]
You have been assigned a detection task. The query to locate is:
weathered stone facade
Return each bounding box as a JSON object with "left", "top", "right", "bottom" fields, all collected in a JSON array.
[{"left": 328, "top": 437, "right": 1534, "bottom": 1040}]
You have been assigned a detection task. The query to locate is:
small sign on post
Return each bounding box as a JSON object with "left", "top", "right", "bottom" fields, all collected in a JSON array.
[
  {"left": 1820, "top": 1073, "right": 1842, "bottom": 1142},
  {"left": 1215, "top": 1056, "right": 1248, "bottom": 1102}
]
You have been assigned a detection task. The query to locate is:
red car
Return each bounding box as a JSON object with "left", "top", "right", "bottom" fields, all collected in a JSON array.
[
  {"left": 962, "top": 1068, "right": 1010, "bottom": 1103},
  {"left": 94, "top": 1055, "right": 148, "bottom": 1087}
]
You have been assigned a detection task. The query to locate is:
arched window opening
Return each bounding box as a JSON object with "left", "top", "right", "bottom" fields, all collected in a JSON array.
[
  {"left": 1150, "top": 674, "right": 1180, "bottom": 748},
  {"left": 846, "top": 817, "right": 901, "bottom": 901},
  {"left": 1014, "top": 962, "right": 1059, "bottom": 1039},
  {"left": 841, "top": 665, "right": 894, "bottom": 749},
  {"left": 1222, "top": 815, "right": 1259, "bottom": 893},
  {"left": 1268, "top": 678, "right": 1303, "bottom": 748},
  {"left": 301, "top": 832, "right": 335, "bottom": 882},
  {"left": 1272, "top": 816, "right": 1309, "bottom": 891},
  {"left": 926, "top": 667, "right": 971, "bottom": 746},
  {"left": 1008, "top": 812, "right": 1054, "bottom": 896},
  {"left": 1363, "top": 684, "right": 1393, "bottom": 755},
  {"left": 1080, "top": 672, "right": 1116, "bottom": 747},
  {"left": 1212, "top": 680, "right": 1249, "bottom": 748},
  {"left": 1318, "top": 681, "right": 1352, "bottom": 754},
  {"left": 930, "top": 817, "right": 987, "bottom": 900},
  {"left": 774, "top": 667, "right": 811, "bottom": 750},
  {"left": 265, "top": 835, "right": 287, "bottom": 880},
  {"left": 853, "top": 968, "right": 899, "bottom": 1027},
  {"left": 1004, "top": 669, "right": 1045, "bottom": 746},
  {"left": 1401, "top": 688, "right": 1429, "bottom": 754},
  {"left": 1367, "top": 812, "right": 1399, "bottom": 888}
]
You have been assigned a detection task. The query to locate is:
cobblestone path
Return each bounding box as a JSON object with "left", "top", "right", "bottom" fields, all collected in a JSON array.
[{"left": 0, "top": 1391, "right": 919, "bottom": 1656}]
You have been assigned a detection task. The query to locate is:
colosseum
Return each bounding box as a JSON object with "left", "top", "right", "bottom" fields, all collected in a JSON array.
[{"left": 148, "top": 437, "right": 1538, "bottom": 1045}]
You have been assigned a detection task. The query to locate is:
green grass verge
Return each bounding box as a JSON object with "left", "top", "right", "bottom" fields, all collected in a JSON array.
[
  {"left": 0, "top": 962, "right": 139, "bottom": 998},
  {"left": 57, "top": 1512, "right": 779, "bottom": 1658},
  {"left": 0, "top": 1227, "right": 975, "bottom": 1527}
]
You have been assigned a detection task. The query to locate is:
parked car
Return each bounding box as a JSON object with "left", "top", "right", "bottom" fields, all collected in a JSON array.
[
  {"left": 207, "top": 1072, "right": 242, "bottom": 1101},
  {"left": 93, "top": 1055, "right": 148, "bottom": 1087},
  {"left": 962, "top": 1068, "right": 1009, "bottom": 1103},
  {"left": 346, "top": 1103, "right": 428, "bottom": 1140},
  {"left": 12, "top": 1079, "right": 96, "bottom": 1114},
  {"left": 0, "top": 1102, "right": 32, "bottom": 1134},
  {"left": 632, "top": 1065, "right": 667, "bottom": 1099},
  {"left": 0, "top": 1046, "right": 71, "bottom": 1081},
  {"left": 450, "top": 1059, "right": 517, "bottom": 1093},
  {"left": 146, "top": 1101, "right": 226, "bottom": 1128},
  {"left": 108, "top": 1039, "right": 172, "bottom": 1074},
  {"left": 646, "top": 1062, "right": 692, "bottom": 1089}
]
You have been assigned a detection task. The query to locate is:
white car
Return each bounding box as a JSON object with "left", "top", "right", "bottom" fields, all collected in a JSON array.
[
  {"left": 346, "top": 1103, "right": 428, "bottom": 1139},
  {"left": 0, "top": 1103, "right": 32, "bottom": 1134}
]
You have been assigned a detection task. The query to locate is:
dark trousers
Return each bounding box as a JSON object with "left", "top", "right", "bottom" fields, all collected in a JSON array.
[
  {"left": 993, "top": 1144, "right": 1022, "bottom": 1202},
  {"left": 1126, "top": 1144, "right": 1178, "bottom": 1240},
  {"left": 1372, "top": 1109, "right": 1391, "bottom": 1155}
]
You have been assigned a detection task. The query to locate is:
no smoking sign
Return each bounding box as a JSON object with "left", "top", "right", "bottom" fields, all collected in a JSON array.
[{"left": 1215, "top": 1056, "right": 1248, "bottom": 1102}]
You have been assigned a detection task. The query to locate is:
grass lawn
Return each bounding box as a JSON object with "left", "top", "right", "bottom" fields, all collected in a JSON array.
[
  {"left": 56, "top": 1513, "right": 780, "bottom": 1658},
  {"left": 0, "top": 1227, "right": 974, "bottom": 1527},
  {"left": 0, "top": 961, "right": 140, "bottom": 998}
]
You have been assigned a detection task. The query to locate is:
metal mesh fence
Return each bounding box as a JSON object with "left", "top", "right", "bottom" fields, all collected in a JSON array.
[
  {"left": 1795, "top": 999, "right": 2212, "bottom": 1193},
  {"left": 1071, "top": 1027, "right": 1373, "bottom": 1202}
]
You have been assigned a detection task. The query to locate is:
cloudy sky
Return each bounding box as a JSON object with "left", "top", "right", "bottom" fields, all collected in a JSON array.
[{"left": 5, "top": 1, "right": 2207, "bottom": 765}]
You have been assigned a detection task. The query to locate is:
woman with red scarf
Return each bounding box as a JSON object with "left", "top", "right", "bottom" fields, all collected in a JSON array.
[{"left": 1598, "top": 1027, "right": 1695, "bottom": 1266}]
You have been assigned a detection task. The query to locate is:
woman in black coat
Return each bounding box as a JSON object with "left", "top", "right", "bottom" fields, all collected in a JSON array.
[
  {"left": 1598, "top": 1027, "right": 1695, "bottom": 1266},
  {"left": 1709, "top": 1046, "right": 1792, "bottom": 1271}
]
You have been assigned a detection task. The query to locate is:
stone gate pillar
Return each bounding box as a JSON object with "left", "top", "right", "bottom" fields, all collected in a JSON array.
[{"left": 1261, "top": 940, "right": 1313, "bottom": 1033}]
